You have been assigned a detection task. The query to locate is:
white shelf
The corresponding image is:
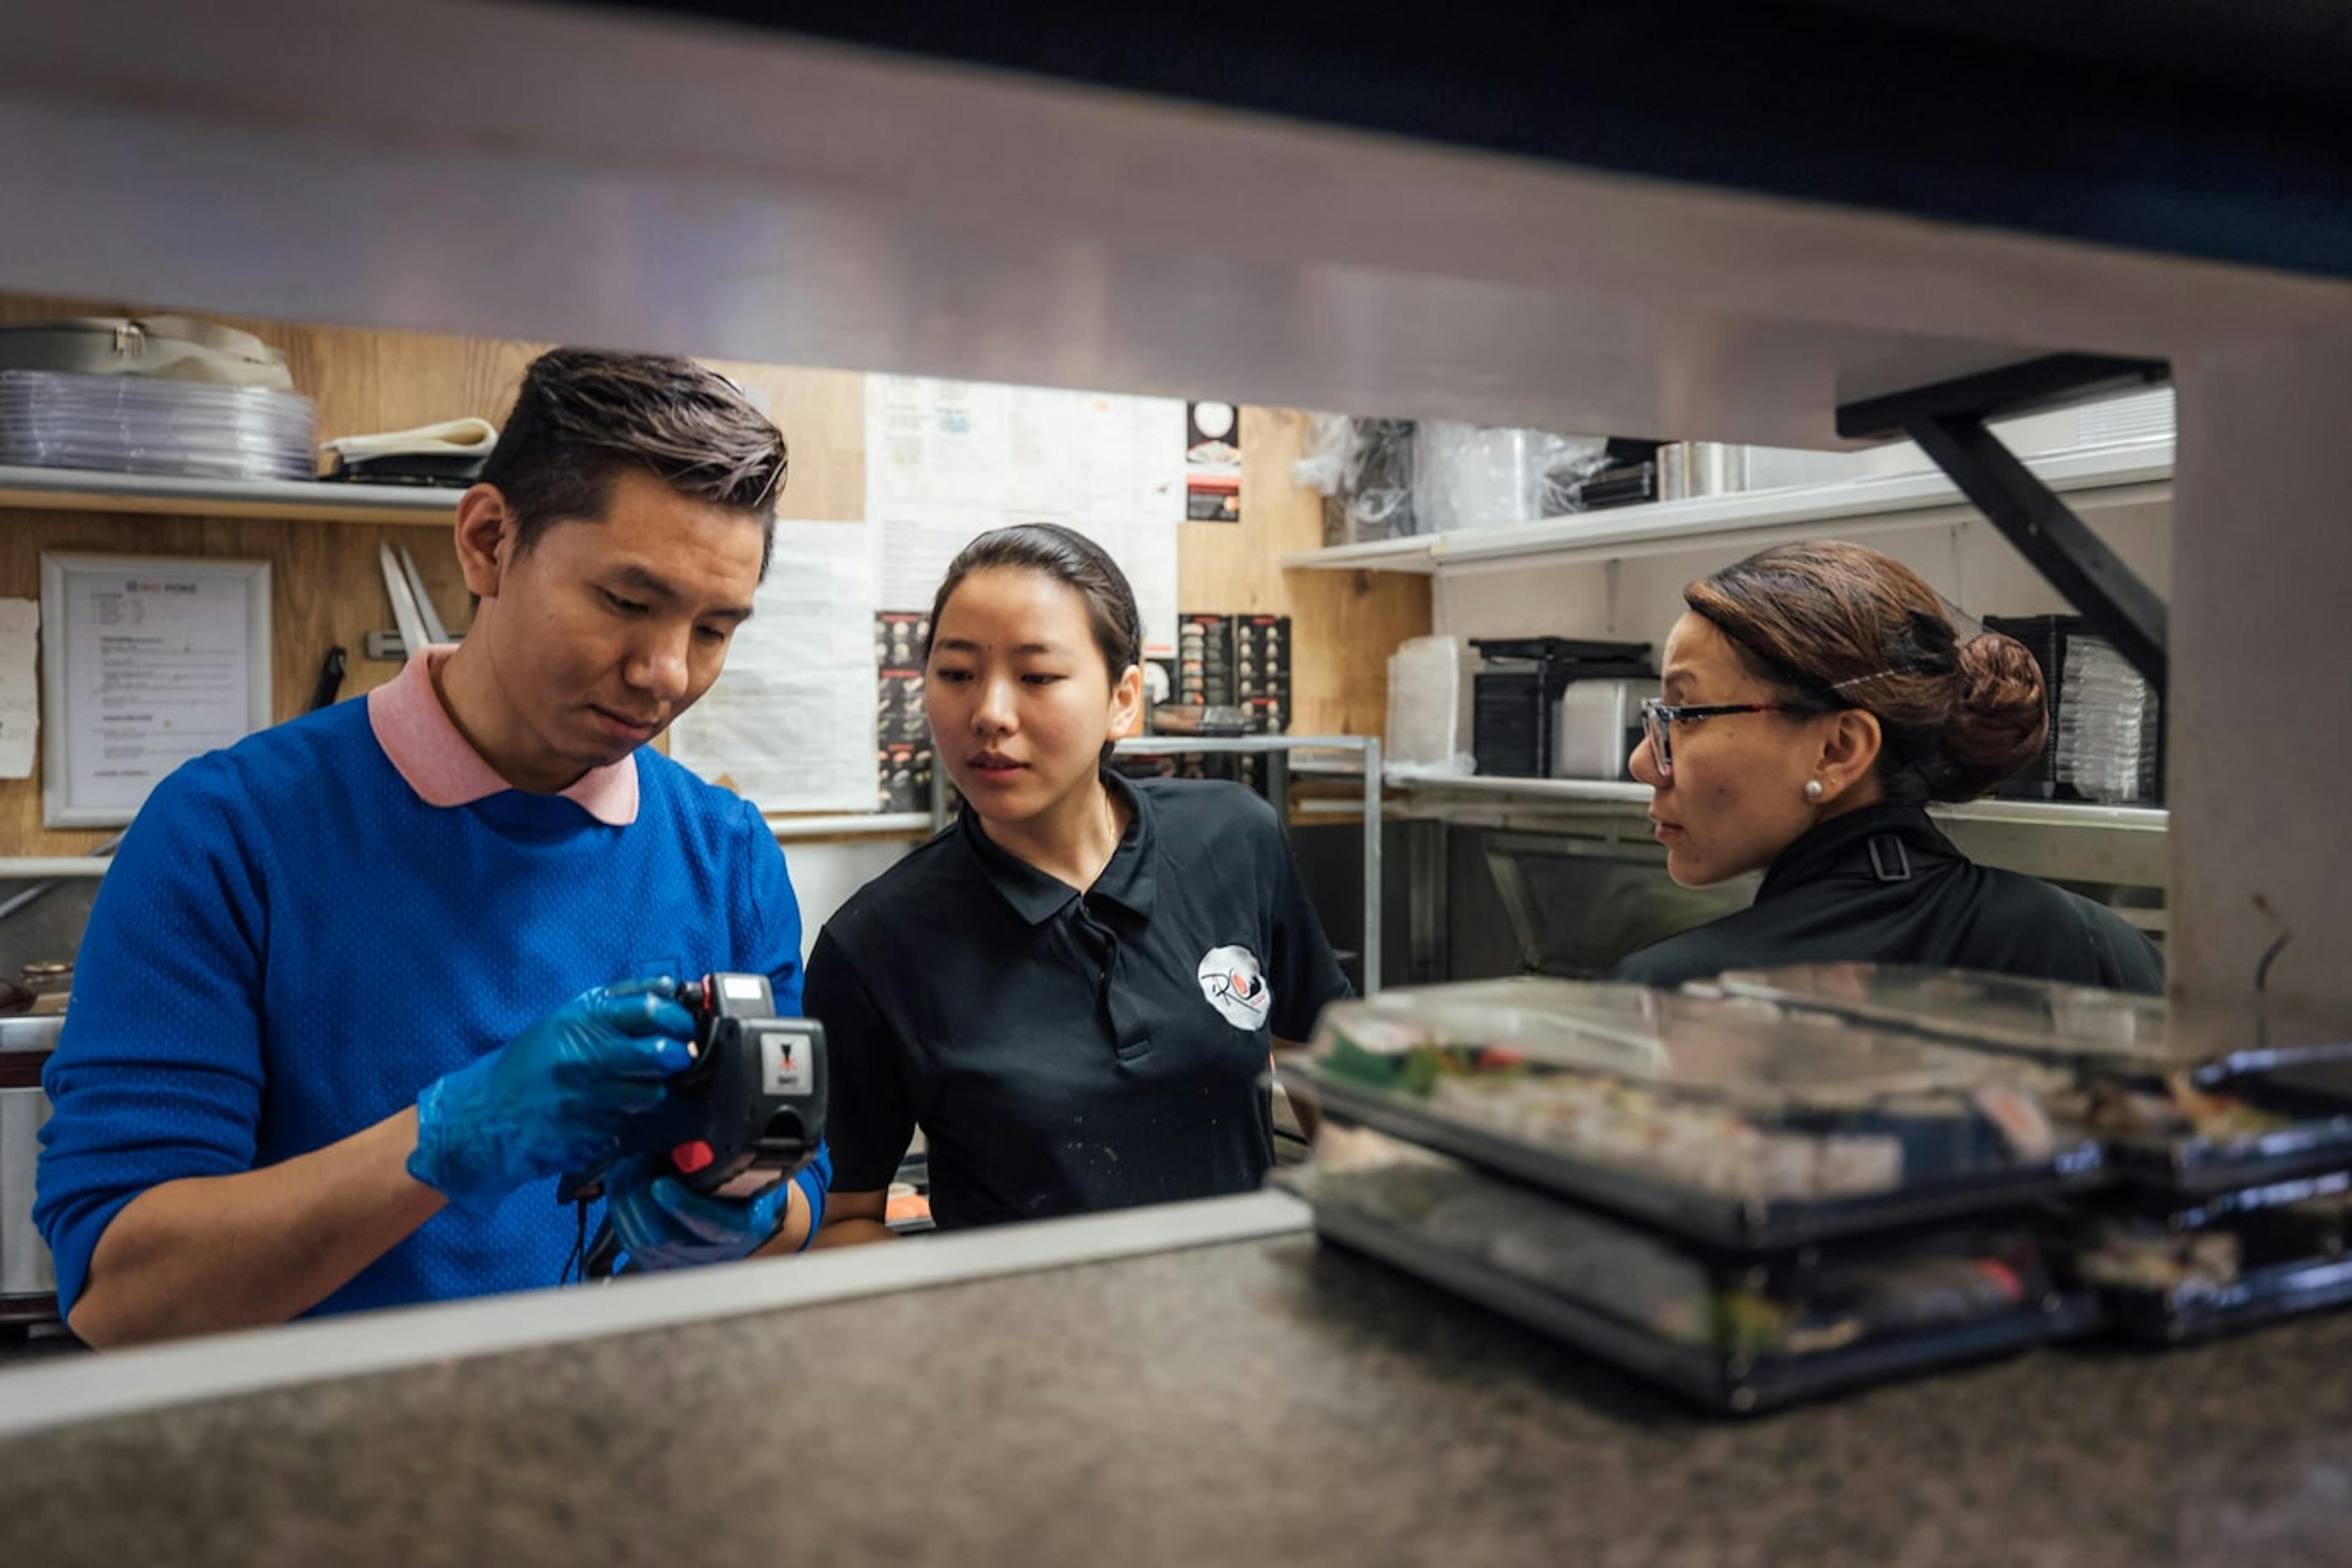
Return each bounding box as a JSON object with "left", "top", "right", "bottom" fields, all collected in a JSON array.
[
  {"left": 766, "top": 812, "right": 936, "bottom": 842},
  {"left": 0, "top": 465, "right": 460, "bottom": 525},
  {"left": 1376, "top": 771, "right": 2165, "bottom": 830},
  {"left": 1115, "top": 734, "right": 1371, "bottom": 757},
  {"left": 1389, "top": 774, "right": 1650, "bottom": 804},
  {"left": 0, "top": 817, "right": 944, "bottom": 881},
  {"left": 0, "top": 858, "right": 115, "bottom": 879},
  {"left": 1280, "top": 438, "right": 2174, "bottom": 575}
]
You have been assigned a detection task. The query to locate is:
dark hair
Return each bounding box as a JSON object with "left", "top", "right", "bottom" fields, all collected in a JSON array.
[
  {"left": 925, "top": 524, "right": 1142, "bottom": 769},
  {"left": 1684, "top": 541, "right": 2048, "bottom": 804},
  {"left": 478, "top": 347, "right": 789, "bottom": 576}
]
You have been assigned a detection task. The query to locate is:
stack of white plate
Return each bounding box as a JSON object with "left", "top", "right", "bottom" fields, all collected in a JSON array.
[{"left": 0, "top": 368, "right": 316, "bottom": 481}]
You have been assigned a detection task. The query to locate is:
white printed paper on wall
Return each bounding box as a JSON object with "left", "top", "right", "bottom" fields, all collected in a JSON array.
[
  {"left": 668, "top": 521, "right": 879, "bottom": 814},
  {"left": 865, "top": 376, "right": 1183, "bottom": 657},
  {"left": 41, "top": 555, "right": 271, "bottom": 827},
  {"left": 0, "top": 598, "right": 38, "bottom": 780}
]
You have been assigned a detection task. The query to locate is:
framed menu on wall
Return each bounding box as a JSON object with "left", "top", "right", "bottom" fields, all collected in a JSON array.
[{"left": 39, "top": 553, "right": 272, "bottom": 828}]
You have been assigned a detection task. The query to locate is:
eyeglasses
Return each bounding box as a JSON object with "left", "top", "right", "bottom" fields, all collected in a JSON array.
[{"left": 1638, "top": 698, "right": 1806, "bottom": 779}]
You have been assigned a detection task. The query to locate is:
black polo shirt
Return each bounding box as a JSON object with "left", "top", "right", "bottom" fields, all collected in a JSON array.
[
  {"left": 805, "top": 772, "right": 1352, "bottom": 1229},
  {"left": 1615, "top": 801, "right": 2165, "bottom": 993}
]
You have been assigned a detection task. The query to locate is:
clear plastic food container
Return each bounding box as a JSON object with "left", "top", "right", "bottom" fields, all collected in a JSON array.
[
  {"left": 1713, "top": 965, "right": 2177, "bottom": 1067},
  {"left": 1285, "top": 978, "right": 2102, "bottom": 1250},
  {"left": 1714, "top": 965, "right": 2352, "bottom": 1194},
  {"left": 1306, "top": 1125, "right": 2094, "bottom": 1414}
]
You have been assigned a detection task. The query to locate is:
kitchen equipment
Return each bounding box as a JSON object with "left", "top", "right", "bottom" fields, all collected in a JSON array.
[
  {"left": 1469, "top": 638, "right": 1652, "bottom": 779},
  {"left": 379, "top": 543, "right": 431, "bottom": 662},
  {"left": 1554, "top": 677, "right": 1646, "bottom": 780},
  {"left": 308, "top": 646, "right": 348, "bottom": 711},
  {"left": 1, "top": 1015, "right": 62, "bottom": 1322}
]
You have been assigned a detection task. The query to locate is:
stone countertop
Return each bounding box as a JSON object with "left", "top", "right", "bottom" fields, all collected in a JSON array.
[{"left": 3, "top": 1231, "right": 2350, "bottom": 1568}]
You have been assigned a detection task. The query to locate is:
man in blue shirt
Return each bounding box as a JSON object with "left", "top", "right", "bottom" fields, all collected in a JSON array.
[{"left": 37, "top": 349, "right": 827, "bottom": 1346}]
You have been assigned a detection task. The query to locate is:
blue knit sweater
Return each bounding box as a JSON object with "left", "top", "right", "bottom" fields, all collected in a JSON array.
[{"left": 36, "top": 697, "right": 812, "bottom": 1320}]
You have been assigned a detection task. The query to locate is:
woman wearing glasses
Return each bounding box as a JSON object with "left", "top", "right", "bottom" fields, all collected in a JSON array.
[{"left": 1614, "top": 540, "right": 2162, "bottom": 992}]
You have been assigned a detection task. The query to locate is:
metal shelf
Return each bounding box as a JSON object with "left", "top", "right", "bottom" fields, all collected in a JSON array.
[
  {"left": 1115, "top": 735, "right": 1370, "bottom": 758},
  {"left": 765, "top": 812, "right": 935, "bottom": 842},
  {"left": 1280, "top": 438, "right": 2173, "bottom": 576},
  {"left": 0, "top": 465, "right": 459, "bottom": 525},
  {"left": 1115, "top": 734, "right": 1385, "bottom": 995},
  {"left": 0, "top": 858, "right": 115, "bottom": 879}
]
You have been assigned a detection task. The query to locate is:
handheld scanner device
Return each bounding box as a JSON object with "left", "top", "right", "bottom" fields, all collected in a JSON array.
[
  {"left": 560, "top": 973, "right": 826, "bottom": 1204},
  {"left": 659, "top": 973, "right": 827, "bottom": 1198}
]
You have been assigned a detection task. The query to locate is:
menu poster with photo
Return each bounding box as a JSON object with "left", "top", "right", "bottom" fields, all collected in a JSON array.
[
  {"left": 40, "top": 554, "right": 271, "bottom": 827},
  {"left": 1185, "top": 400, "right": 1242, "bottom": 523}
]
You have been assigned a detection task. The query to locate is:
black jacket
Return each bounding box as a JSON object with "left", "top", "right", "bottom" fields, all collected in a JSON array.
[{"left": 1615, "top": 801, "right": 2164, "bottom": 994}]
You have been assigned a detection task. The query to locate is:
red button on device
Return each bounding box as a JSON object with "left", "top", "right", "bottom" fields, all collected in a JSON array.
[{"left": 671, "top": 1140, "right": 715, "bottom": 1174}]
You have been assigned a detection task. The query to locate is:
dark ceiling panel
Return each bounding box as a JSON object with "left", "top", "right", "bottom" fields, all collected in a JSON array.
[{"left": 577, "top": 0, "right": 2352, "bottom": 279}]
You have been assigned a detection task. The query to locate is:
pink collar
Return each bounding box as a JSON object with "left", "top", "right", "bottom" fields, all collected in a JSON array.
[{"left": 366, "top": 646, "right": 639, "bottom": 826}]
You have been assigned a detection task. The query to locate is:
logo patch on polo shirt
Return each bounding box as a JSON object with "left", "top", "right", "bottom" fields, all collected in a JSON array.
[{"left": 1197, "top": 945, "right": 1273, "bottom": 1030}]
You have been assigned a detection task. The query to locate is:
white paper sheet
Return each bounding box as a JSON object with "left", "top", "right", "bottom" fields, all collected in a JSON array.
[
  {"left": 668, "top": 521, "right": 880, "bottom": 813},
  {"left": 56, "top": 564, "right": 260, "bottom": 817},
  {"left": 867, "top": 498, "right": 1003, "bottom": 615},
  {"left": 865, "top": 376, "right": 1183, "bottom": 657},
  {"left": 0, "top": 599, "right": 37, "bottom": 780}
]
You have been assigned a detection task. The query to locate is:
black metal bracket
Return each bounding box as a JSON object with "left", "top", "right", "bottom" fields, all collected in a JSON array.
[{"left": 1838, "top": 353, "right": 2171, "bottom": 699}]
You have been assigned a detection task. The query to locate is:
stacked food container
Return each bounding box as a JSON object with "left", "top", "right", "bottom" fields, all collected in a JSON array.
[
  {"left": 0, "top": 368, "right": 316, "bottom": 480},
  {"left": 1283, "top": 979, "right": 2109, "bottom": 1412},
  {"left": 1716, "top": 966, "right": 2352, "bottom": 1348}
]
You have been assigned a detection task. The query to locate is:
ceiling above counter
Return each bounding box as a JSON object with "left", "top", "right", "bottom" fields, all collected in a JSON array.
[{"left": 5, "top": 3, "right": 2351, "bottom": 449}]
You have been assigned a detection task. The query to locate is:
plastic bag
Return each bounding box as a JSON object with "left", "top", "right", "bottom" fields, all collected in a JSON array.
[
  {"left": 1414, "top": 423, "right": 1611, "bottom": 532},
  {"left": 1292, "top": 412, "right": 1351, "bottom": 496},
  {"left": 1343, "top": 418, "right": 1417, "bottom": 543},
  {"left": 1313, "top": 417, "right": 1419, "bottom": 545}
]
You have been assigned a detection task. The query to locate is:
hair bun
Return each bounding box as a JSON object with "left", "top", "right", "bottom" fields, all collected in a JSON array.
[{"left": 1936, "top": 632, "right": 2049, "bottom": 801}]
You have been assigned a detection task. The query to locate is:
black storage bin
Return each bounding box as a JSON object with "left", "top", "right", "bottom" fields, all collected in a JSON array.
[{"left": 1469, "top": 637, "right": 1652, "bottom": 779}]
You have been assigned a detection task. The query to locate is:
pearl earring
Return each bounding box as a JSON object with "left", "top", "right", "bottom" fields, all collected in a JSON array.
[{"left": 1805, "top": 779, "right": 1825, "bottom": 801}]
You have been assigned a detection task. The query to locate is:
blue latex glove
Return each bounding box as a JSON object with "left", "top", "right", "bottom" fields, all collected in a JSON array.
[
  {"left": 409, "top": 978, "right": 697, "bottom": 1215},
  {"left": 604, "top": 1144, "right": 832, "bottom": 1272}
]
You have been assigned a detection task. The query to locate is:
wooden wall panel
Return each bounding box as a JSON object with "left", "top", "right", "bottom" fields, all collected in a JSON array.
[
  {"left": 0, "top": 506, "right": 470, "bottom": 855},
  {"left": 0, "top": 293, "right": 864, "bottom": 855},
  {"left": 1179, "top": 407, "right": 1431, "bottom": 739},
  {"left": 0, "top": 295, "right": 866, "bottom": 521}
]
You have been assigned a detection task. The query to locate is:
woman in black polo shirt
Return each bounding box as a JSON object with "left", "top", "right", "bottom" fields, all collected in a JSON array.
[
  {"left": 807, "top": 524, "right": 1351, "bottom": 1241},
  {"left": 1614, "top": 540, "right": 2162, "bottom": 992}
]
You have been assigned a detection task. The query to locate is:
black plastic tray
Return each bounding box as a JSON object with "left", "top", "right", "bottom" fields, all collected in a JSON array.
[
  {"left": 2110, "top": 1044, "right": 2352, "bottom": 1196},
  {"left": 1291, "top": 1062, "right": 2108, "bottom": 1254},
  {"left": 1313, "top": 1200, "right": 2098, "bottom": 1415},
  {"left": 2108, "top": 1121, "right": 2352, "bottom": 1197},
  {"left": 2107, "top": 1254, "right": 2352, "bottom": 1346}
]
